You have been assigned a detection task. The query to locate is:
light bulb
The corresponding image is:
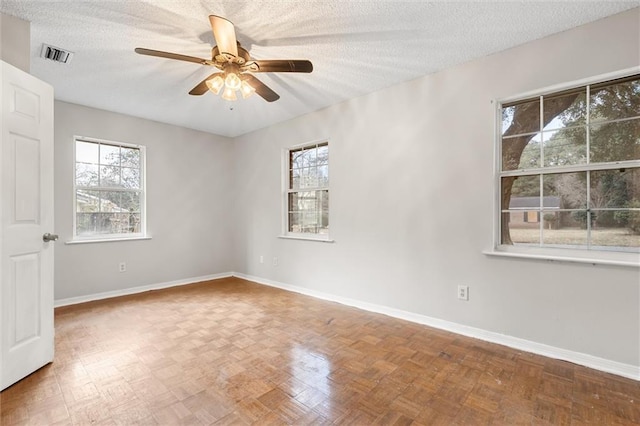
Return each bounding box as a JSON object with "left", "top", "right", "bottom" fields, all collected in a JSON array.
[
  {"left": 205, "top": 76, "right": 224, "bottom": 95},
  {"left": 221, "top": 87, "right": 237, "bottom": 101},
  {"left": 240, "top": 80, "right": 255, "bottom": 99},
  {"left": 224, "top": 72, "right": 242, "bottom": 90}
]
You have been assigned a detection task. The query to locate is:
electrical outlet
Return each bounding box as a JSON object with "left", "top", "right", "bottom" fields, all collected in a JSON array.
[
  {"left": 119, "top": 262, "right": 126, "bottom": 273},
  {"left": 259, "top": 255, "right": 264, "bottom": 264},
  {"left": 272, "top": 257, "right": 278, "bottom": 267},
  {"left": 457, "top": 285, "right": 469, "bottom": 301}
]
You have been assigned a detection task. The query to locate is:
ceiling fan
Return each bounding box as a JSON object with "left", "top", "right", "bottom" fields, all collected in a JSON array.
[{"left": 135, "top": 15, "right": 313, "bottom": 102}]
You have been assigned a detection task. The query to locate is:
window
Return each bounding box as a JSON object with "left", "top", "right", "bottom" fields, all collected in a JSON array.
[
  {"left": 73, "top": 137, "right": 146, "bottom": 240},
  {"left": 285, "top": 141, "right": 329, "bottom": 238},
  {"left": 498, "top": 73, "right": 640, "bottom": 255}
]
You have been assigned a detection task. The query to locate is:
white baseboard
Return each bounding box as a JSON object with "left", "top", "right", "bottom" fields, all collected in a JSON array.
[
  {"left": 54, "top": 272, "right": 233, "bottom": 308},
  {"left": 233, "top": 272, "right": 640, "bottom": 381}
]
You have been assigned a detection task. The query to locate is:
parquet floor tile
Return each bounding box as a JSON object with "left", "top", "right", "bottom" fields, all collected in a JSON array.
[{"left": 1, "top": 277, "right": 639, "bottom": 425}]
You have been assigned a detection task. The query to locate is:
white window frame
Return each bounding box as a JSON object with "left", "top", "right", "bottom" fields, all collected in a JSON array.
[
  {"left": 70, "top": 135, "right": 148, "bottom": 243},
  {"left": 280, "top": 139, "right": 333, "bottom": 242},
  {"left": 487, "top": 67, "right": 640, "bottom": 267}
]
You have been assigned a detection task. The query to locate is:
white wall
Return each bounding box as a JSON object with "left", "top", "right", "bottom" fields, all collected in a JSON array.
[
  {"left": 0, "top": 12, "right": 30, "bottom": 73},
  {"left": 232, "top": 9, "right": 640, "bottom": 369},
  {"left": 54, "top": 101, "right": 235, "bottom": 300}
]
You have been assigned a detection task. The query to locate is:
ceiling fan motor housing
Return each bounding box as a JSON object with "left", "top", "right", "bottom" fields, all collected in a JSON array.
[{"left": 212, "top": 45, "right": 250, "bottom": 66}]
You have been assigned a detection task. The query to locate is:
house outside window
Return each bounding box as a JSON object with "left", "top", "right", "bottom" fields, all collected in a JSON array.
[
  {"left": 498, "top": 73, "right": 640, "bottom": 257},
  {"left": 73, "top": 136, "right": 146, "bottom": 240},
  {"left": 284, "top": 141, "right": 329, "bottom": 238}
]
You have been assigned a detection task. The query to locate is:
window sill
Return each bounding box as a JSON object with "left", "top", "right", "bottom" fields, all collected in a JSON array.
[
  {"left": 278, "top": 235, "right": 335, "bottom": 243},
  {"left": 483, "top": 245, "right": 639, "bottom": 268},
  {"left": 66, "top": 236, "right": 152, "bottom": 245}
]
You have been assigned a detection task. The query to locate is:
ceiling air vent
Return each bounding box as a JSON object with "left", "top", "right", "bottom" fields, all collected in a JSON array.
[{"left": 40, "top": 44, "right": 74, "bottom": 64}]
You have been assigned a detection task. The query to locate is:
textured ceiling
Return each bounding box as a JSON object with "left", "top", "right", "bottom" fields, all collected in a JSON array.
[{"left": 1, "top": 1, "right": 638, "bottom": 137}]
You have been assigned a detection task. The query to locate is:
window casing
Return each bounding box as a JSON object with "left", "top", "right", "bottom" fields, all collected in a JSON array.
[
  {"left": 497, "top": 73, "right": 640, "bottom": 258},
  {"left": 73, "top": 136, "right": 146, "bottom": 241},
  {"left": 284, "top": 141, "right": 329, "bottom": 239}
]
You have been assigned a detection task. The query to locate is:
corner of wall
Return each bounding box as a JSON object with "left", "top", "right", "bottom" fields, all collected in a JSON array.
[{"left": 1, "top": 12, "right": 30, "bottom": 73}]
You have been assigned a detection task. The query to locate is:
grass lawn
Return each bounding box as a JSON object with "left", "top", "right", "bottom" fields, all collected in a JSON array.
[{"left": 510, "top": 227, "right": 640, "bottom": 249}]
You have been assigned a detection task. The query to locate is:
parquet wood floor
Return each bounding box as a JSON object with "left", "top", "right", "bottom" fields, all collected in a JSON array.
[{"left": 1, "top": 277, "right": 639, "bottom": 425}]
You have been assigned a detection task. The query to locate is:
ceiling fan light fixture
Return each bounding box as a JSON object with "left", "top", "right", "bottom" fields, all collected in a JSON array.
[
  {"left": 222, "top": 86, "right": 237, "bottom": 101},
  {"left": 240, "top": 80, "right": 255, "bottom": 99},
  {"left": 135, "top": 14, "right": 313, "bottom": 104},
  {"left": 224, "top": 72, "right": 242, "bottom": 90},
  {"left": 206, "top": 75, "right": 224, "bottom": 94}
]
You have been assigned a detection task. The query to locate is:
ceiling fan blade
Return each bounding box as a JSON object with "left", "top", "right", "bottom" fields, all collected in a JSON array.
[
  {"left": 242, "top": 74, "right": 280, "bottom": 102},
  {"left": 209, "top": 15, "right": 238, "bottom": 58},
  {"left": 135, "top": 48, "right": 208, "bottom": 65},
  {"left": 247, "top": 60, "right": 313, "bottom": 73},
  {"left": 189, "top": 72, "right": 224, "bottom": 96}
]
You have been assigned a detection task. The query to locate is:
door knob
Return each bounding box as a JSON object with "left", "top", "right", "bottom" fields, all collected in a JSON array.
[{"left": 43, "top": 233, "right": 59, "bottom": 242}]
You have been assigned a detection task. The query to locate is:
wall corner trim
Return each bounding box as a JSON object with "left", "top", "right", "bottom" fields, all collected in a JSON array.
[{"left": 232, "top": 272, "right": 640, "bottom": 381}]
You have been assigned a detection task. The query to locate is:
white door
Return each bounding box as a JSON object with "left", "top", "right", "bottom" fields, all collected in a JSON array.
[{"left": 1, "top": 60, "right": 55, "bottom": 391}]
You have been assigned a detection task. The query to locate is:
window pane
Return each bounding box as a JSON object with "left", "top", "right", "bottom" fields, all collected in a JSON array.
[
  {"left": 543, "top": 90, "right": 587, "bottom": 130},
  {"left": 77, "top": 212, "right": 115, "bottom": 235},
  {"left": 590, "top": 77, "right": 640, "bottom": 123},
  {"left": 502, "top": 99, "right": 540, "bottom": 135},
  {"left": 121, "top": 147, "right": 140, "bottom": 168},
  {"left": 607, "top": 209, "right": 640, "bottom": 241},
  {"left": 288, "top": 190, "right": 328, "bottom": 234},
  {"left": 502, "top": 175, "right": 539, "bottom": 211},
  {"left": 76, "top": 141, "right": 99, "bottom": 164},
  {"left": 502, "top": 212, "right": 540, "bottom": 245},
  {"left": 288, "top": 212, "right": 301, "bottom": 232},
  {"left": 290, "top": 169, "right": 301, "bottom": 190},
  {"left": 110, "top": 212, "right": 134, "bottom": 234},
  {"left": 319, "top": 189, "right": 329, "bottom": 211},
  {"left": 590, "top": 168, "right": 640, "bottom": 209},
  {"left": 291, "top": 150, "right": 304, "bottom": 170},
  {"left": 318, "top": 165, "right": 329, "bottom": 187},
  {"left": 121, "top": 167, "right": 140, "bottom": 189},
  {"left": 289, "top": 191, "right": 316, "bottom": 212},
  {"left": 76, "top": 163, "right": 99, "bottom": 187},
  {"left": 316, "top": 144, "right": 329, "bottom": 167},
  {"left": 542, "top": 211, "right": 588, "bottom": 247},
  {"left": 292, "top": 164, "right": 329, "bottom": 189},
  {"left": 100, "top": 144, "right": 120, "bottom": 166},
  {"left": 300, "top": 210, "right": 321, "bottom": 233},
  {"left": 96, "top": 213, "right": 117, "bottom": 234},
  {"left": 100, "top": 165, "right": 120, "bottom": 186},
  {"left": 76, "top": 213, "right": 96, "bottom": 235},
  {"left": 83, "top": 212, "right": 135, "bottom": 235},
  {"left": 590, "top": 118, "right": 640, "bottom": 163},
  {"left": 120, "top": 192, "right": 141, "bottom": 213},
  {"left": 301, "top": 148, "right": 316, "bottom": 168},
  {"left": 542, "top": 127, "right": 587, "bottom": 167},
  {"left": 76, "top": 190, "right": 100, "bottom": 212},
  {"left": 590, "top": 213, "right": 640, "bottom": 251},
  {"left": 502, "top": 135, "right": 540, "bottom": 171},
  {"left": 100, "top": 191, "right": 122, "bottom": 212},
  {"left": 321, "top": 210, "right": 329, "bottom": 233},
  {"left": 288, "top": 192, "right": 301, "bottom": 212},
  {"left": 300, "top": 167, "right": 318, "bottom": 188},
  {"left": 320, "top": 191, "right": 329, "bottom": 234},
  {"left": 127, "top": 213, "right": 141, "bottom": 233},
  {"left": 543, "top": 172, "right": 587, "bottom": 209}
]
